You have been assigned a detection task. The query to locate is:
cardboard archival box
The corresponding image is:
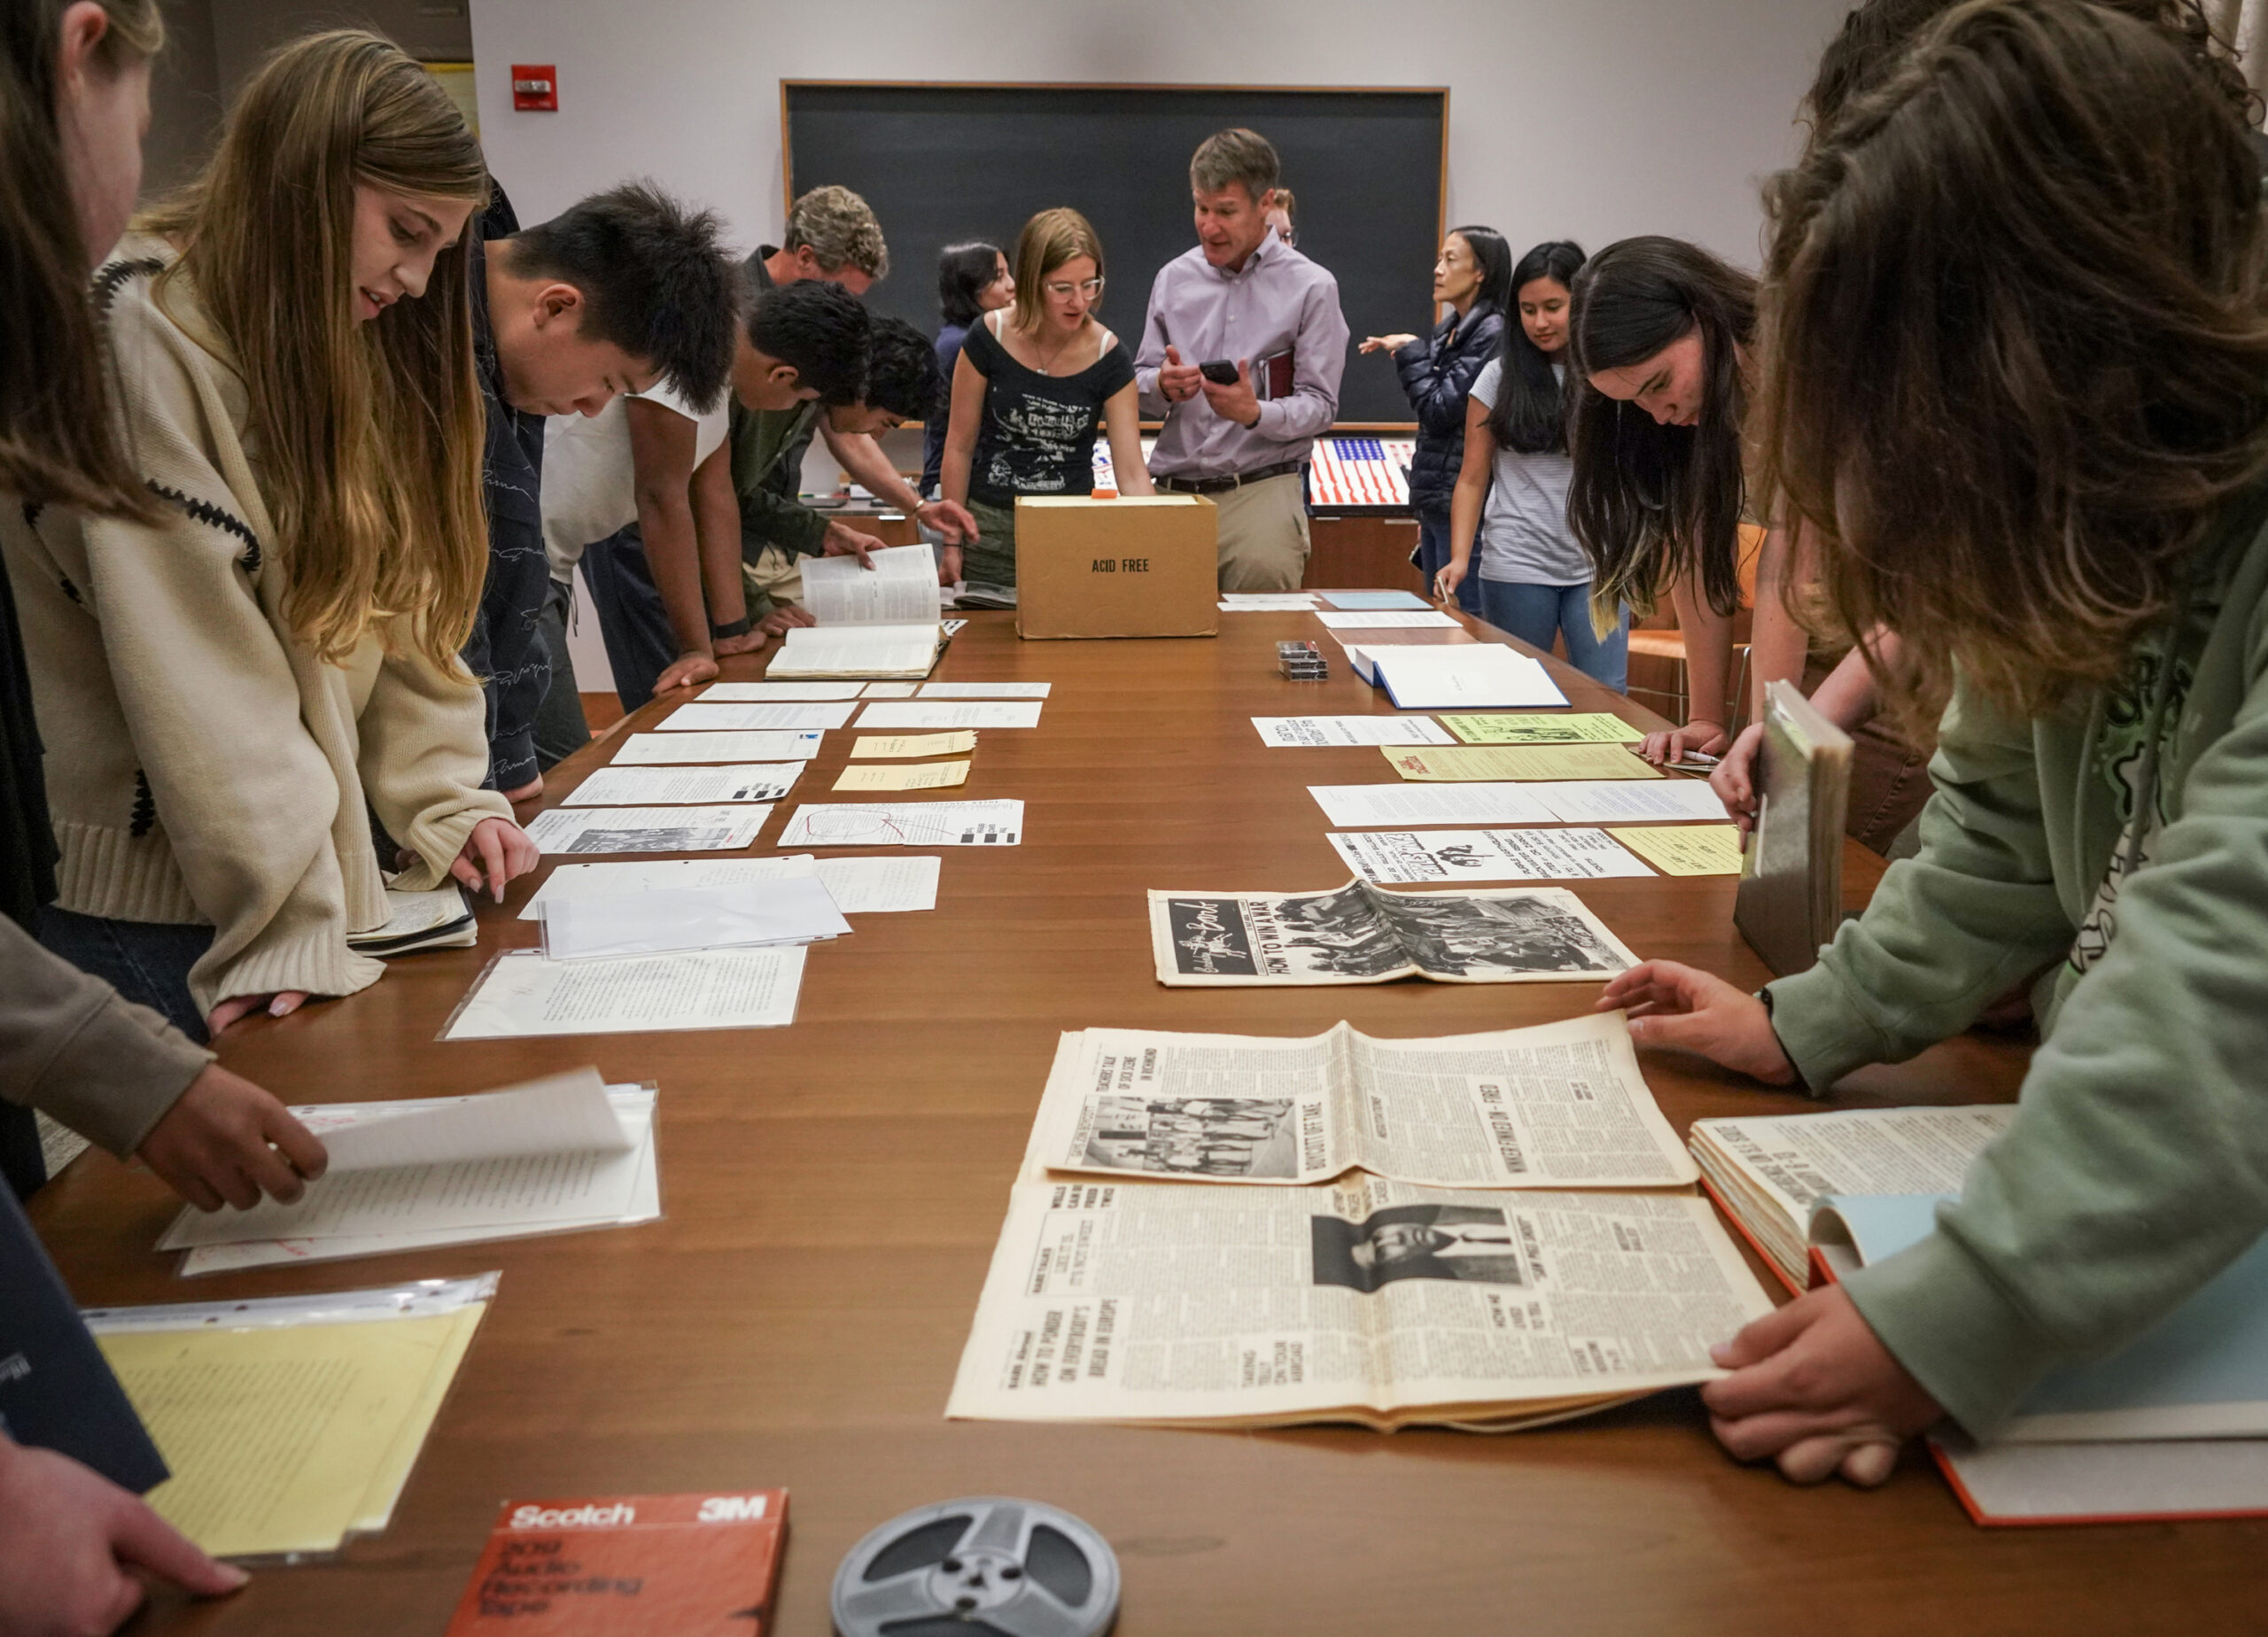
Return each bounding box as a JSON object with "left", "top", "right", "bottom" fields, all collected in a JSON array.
[{"left": 1014, "top": 494, "right": 1219, "bottom": 640}]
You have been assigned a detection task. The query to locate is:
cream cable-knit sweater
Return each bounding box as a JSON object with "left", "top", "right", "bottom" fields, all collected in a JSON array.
[{"left": 0, "top": 236, "right": 509, "bottom": 1017}]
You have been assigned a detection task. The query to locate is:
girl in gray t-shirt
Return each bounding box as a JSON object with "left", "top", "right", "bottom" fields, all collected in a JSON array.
[{"left": 1435, "top": 241, "right": 1630, "bottom": 690}]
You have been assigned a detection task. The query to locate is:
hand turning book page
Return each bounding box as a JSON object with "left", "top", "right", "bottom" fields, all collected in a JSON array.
[
  {"left": 1147, "top": 880, "right": 1636, "bottom": 985},
  {"left": 946, "top": 1176, "right": 1772, "bottom": 1431},
  {"left": 1028, "top": 1013, "right": 1696, "bottom": 1190},
  {"left": 770, "top": 546, "right": 951, "bottom": 679}
]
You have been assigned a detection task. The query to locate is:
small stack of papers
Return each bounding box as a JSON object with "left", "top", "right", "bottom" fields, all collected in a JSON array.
[
  {"left": 1350, "top": 644, "right": 1569, "bottom": 710},
  {"left": 159, "top": 1070, "right": 657, "bottom": 1271},
  {"left": 86, "top": 1274, "right": 497, "bottom": 1557},
  {"left": 348, "top": 884, "right": 475, "bottom": 956},
  {"left": 537, "top": 879, "right": 848, "bottom": 959}
]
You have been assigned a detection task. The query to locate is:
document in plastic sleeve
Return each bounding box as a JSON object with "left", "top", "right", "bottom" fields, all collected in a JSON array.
[
  {"left": 439, "top": 947, "right": 805, "bottom": 1038},
  {"left": 563, "top": 764, "right": 802, "bottom": 805},
  {"left": 521, "top": 855, "right": 939, "bottom": 916},
  {"left": 1253, "top": 716, "right": 1456, "bottom": 748},
  {"left": 777, "top": 800, "right": 1021, "bottom": 847},
  {"left": 612, "top": 731, "right": 825, "bottom": 764},
  {"left": 657, "top": 700, "right": 858, "bottom": 732},
  {"left": 856, "top": 700, "right": 1043, "bottom": 730},
  {"left": 521, "top": 804, "right": 769, "bottom": 854},
  {"left": 1308, "top": 782, "right": 1553, "bottom": 828}
]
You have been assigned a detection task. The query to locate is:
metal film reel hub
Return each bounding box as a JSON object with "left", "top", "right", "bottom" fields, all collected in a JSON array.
[{"left": 832, "top": 1495, "right": 1120, "bottom": 1637}]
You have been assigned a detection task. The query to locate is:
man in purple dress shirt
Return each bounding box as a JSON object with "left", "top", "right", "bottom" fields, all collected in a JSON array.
[{"left": 1136, "top": 128, "right": 1350, "bottom": 592}]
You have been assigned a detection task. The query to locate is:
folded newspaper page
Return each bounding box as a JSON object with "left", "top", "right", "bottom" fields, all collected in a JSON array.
[
  {"left": 947, "top": 1175, "right": 1774, "bottom": 1430},
  {"left": 1147, "top": 879, "right": 1637, "bottom": 985},
  {"left": 1029, "top": 1013, "right": 1697, "bottom": 1190}
]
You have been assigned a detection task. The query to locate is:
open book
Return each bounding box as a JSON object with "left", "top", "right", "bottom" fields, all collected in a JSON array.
[
  {"left": 1733, "top": 679, "right": 1852, "bottom": 975},
  {"left": 1028, "top": 1013, "right": 1696, "bottom": 1189},
  {"left": 769, "top": 544, "right": 948, "bottom": 679},
  {"left": 1692, "top": 1102, "right": 2268, "bottom": 1524},
  {"left": 947, "top": 1017, "right": 1773, "bottom": 1433},
  {"left": 1146, "top": 880, "right": 1637, "bottom": 985}
]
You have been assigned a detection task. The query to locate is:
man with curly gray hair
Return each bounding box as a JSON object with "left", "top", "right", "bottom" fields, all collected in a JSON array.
[{"left": 773, "top": 183, "right": 890, "bottom": 289}]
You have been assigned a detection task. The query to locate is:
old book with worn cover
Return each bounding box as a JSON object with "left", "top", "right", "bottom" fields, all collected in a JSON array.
[
  {"left": 447, "top": 1490, "right": 788, "bottom": 1636},
  {"left": 1733, "top": 679, "right": 1852, "bottom": 975}
]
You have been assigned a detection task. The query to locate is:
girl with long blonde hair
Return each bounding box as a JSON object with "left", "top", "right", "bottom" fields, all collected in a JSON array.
[
  {"left": 939, "top": 206, "right": 1153, "bottom": 594},
  {"left": 0, "top": 27, "right": 535, "bottom": 1043}
]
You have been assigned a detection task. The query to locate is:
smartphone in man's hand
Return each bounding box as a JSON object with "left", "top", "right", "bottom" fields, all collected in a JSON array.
[{"left": 1198, "top": 359, "right": 1240, "bottom": 384}]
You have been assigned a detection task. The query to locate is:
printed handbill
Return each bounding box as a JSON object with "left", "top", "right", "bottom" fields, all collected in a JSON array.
[
  {"left": 563, "top": 764, "right": 802, "bottom": 806},
  {"left": 1441, "top": 713, "right": 1643, "bottom": 745},
  {"left": 1327, "top": 828, "right": 1651, "bottom": 884},
  {"left": 1253, "top": 716, "right": 1456, "bottom": 749},
  {"left": 1146, "top": 879, "right": 1637, "bottom": 986},
  {"left": 777, "top": 799, "right": 1021, "bottom": 847},
  {"left": 1382, "top": 743, "right": 1661, "bottom": 782},
  {"left": 1029, "top": 1013, "right": 1695, "bottom": 1190},
  {"left": 520, "top": 804, "right": 769, "bottom": 854},
  {"left": 612, "top": 731, "right": 825, "bottom": 764}
]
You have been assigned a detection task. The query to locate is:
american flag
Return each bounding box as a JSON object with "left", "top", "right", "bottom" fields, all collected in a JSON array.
[{"left": 1307, "top": 437, "right": 1415, "bottom": 510}]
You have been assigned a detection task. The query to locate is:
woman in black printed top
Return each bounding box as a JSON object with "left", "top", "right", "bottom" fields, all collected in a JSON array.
[{"left": 939, "top": 207, "right": 1153, "bottom": 594}]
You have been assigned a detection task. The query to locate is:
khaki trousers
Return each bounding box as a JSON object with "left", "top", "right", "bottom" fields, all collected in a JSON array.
[
  {"left": 742, "top": 544, "right": 805, "bottom": 612},
  {"left": 1210, "top": 471, "right": 1310, "bottom": 593}
]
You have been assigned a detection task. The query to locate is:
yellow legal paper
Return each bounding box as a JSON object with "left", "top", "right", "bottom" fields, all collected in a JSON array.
[
  {"left": 1441, "top": 712, "right": 1643, "bottom": 746},
  {"left": 849, "top": 731, "right": 978, "bottom": 759},
  {"left": 1610, "top": 823, "right": 1745, "bottom": 876},
  {"left": 1381, "top": 743, "right": 1665, "bottom": 782},
  {"left": 835, "top": 758, "right": 972, "bottom": 792},
  {"left": 97, "top": 1305, "right": 485, "bottom": 1557}
]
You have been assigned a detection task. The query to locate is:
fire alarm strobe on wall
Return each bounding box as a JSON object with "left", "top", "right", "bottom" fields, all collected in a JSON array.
[{"left": 510, "top": 65, "right": 556, "bottom": 112}]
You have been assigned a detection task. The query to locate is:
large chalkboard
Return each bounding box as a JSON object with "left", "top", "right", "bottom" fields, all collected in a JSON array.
[{"left": 783, "top": 83, "right": 1446, "bottom": 427}]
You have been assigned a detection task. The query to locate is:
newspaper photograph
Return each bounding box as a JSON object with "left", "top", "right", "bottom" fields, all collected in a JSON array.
[
  {"left": 1147, "top": 879, "right": 1637, "bottom": 985},
  {"left": 946, "top": 1175, "right": 1775, "bottom": 1429},
  {"left": 1031, "top": 1013, "right": 1696, "bottom": 1190}
]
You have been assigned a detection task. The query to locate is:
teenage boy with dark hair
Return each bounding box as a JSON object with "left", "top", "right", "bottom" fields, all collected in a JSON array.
[
  {"left": 734, "top": 315, "right": 944, "bottom": 625},
  {"left": 467, "top": 180, "right": 738, "bottom": 800},
  {"left": 742, "top": 188, "right": 975, "bottom": 616},
  {"left": 535, "top": 281, "right": 872, "bottom": 756}
]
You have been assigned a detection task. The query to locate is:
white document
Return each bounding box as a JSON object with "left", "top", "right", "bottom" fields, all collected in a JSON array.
[
  {"left": 812, "top": 853, "right": 941, "bottom": 912},
  {"left": 159, "top": 1069, "right": 635, "bottom": 1247},
  {"left": 1314, "top": 610, "right": 1458, "bottom": 630},
  {"left": 1369, "top": 647, "right": 1569, "bottom": 710},
  {"left": 657, "top": 700, "right": 858, "bottom": 732},
  {"left": 697, "top": 681, "right": 866, "bottom": 702},
  {"left": 776, "top": 800, "right": 1022, "bottom": 847},
  {"left": 563, "top": 764, "right": 801, "bottom": 806},
  {"left": 521, "top": 804, "right": 768, "bottom": 854},
  {"left": 539, "top": 880, "right": 848, "bottom": 958},
  {"left": 1531, "top": 780, "right": 1727, "bottom": 824},
  {"left": 916, "top": 680, "right": 1052, "bottom": 699},
  {"left": 1320, "top": 590, "right": 1430, "bottom": 610},
  {"left": 766, "top": 623, "right": 943, "bottom": 679},
  {"left": 522, "top": 855, "right": 939, "bottom": 917},
  {"left": 1253, "top": 716, "right": 1456, "bottom": 748},
  {"left": 1307, "top": 782, "right": 1555, "bottom": 828},
  {"left": 440, "top": 946, "right": 805, "bottom": 1038},
  {"left": 858, "top": 681, "right": 920, "bottom": 698},
  {"left": 801, "top": 542, "right": 945, "bottom": 625},
  {"left": 856, "top": 701, "right": 1043, "bottom": 730},
  {"left": 1219, "top": 593, "right": 1321, "bottom": 610},
  {"left": 612, "top": 731, "right": 824, "bottom": 764},
  {"left": 1329, "top": 828, "right": 1652, "bottom": 884},
  {"left": 176, "top": 1087, "right": 660, "bottom": 1275}
]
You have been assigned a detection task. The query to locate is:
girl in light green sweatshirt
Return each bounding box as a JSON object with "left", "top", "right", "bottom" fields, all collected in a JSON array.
[{"left": 1596, "top": 0, "right": 2268, "bottom": 1484}]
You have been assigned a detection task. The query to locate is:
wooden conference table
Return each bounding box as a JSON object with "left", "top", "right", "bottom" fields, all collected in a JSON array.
[{"left": 32, "top": 610, "right": 2264, "bottom": 1636}]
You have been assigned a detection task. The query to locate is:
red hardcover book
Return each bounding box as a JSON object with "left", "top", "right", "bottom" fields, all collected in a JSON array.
[{"left": 446, "top": 1491, "right": 788, "bottom": 1635}]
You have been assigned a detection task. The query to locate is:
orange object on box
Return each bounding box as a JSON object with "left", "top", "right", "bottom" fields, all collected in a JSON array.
[{"left": 446, "top": 1491, "right": 788, "bottom": 1636}]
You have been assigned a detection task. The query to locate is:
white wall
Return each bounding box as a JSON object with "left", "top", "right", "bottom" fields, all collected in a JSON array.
[{"left": 467, "top": 0, "right": 1852, "bottom": 276}]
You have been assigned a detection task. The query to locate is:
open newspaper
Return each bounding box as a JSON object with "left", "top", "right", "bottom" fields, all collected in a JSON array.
[
  {"left": 1147, "top": 880, "right": 1636, "bottom": 985},
  {"left": 947, "top": 1174, "right": 1772, "bottom": 1431},
  {"left": 1028, "top": 1014, "right": 1697, "bottom": 1189}
]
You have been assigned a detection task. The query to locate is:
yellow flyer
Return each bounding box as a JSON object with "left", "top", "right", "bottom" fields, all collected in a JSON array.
[
  {"left": 1609, "top": 824, "right": 1745, "bottom": 876},
  {"left": 1381, "top": 743, "right": 1664, "bottom": 782},
  {"left": 1441, "top": 712, "right": 1643, "bottom": 746}
]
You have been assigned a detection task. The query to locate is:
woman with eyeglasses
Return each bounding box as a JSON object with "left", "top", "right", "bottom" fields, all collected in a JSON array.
[{"left": 939, "top": 206, "right": 1153, "bottom": 595}]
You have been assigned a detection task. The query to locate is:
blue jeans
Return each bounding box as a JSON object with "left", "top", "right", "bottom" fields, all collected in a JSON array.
[
  {"left": 1413, "top": 509, "right": 1481, "bottom": 614},
  {"left": 579, "top": 524, "right": 680, "bottom": 713},
  {"left": 1477, "top": 579, "right": 1631, "bottom": 693},
  {"left": 41, "top": 905, "right": 213, "bottom": 1043}
]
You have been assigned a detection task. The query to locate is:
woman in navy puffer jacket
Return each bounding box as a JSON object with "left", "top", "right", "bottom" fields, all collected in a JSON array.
[{"left": 1362, "top": 225, "right": 1513, "bottom": 613}]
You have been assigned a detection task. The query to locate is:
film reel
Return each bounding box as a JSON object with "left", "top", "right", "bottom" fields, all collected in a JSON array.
[{"left": 832, "top": 1495, "right": 1121, "bottom": 1637}]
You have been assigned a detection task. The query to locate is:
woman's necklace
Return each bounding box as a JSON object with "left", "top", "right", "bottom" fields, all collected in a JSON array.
[{"left": 1031, "top": 322, "right": 1080, "bottom": 376}]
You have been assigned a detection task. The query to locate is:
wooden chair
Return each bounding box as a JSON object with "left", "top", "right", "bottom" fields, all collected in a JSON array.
[{"left": 1622, "top": 524, "right": 1766, "bottom": 731}]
